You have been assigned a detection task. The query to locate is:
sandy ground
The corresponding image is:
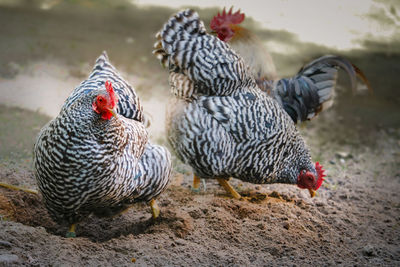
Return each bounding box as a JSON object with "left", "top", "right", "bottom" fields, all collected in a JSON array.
[
  {"left": 0, "top": 2, "right": 400, "bottom": 266},
  {"left": 0, "top": 110, "right": 399, "bottom": 266}
]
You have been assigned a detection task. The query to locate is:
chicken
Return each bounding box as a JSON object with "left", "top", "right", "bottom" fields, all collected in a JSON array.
[
  {"left": 33, "top": 52, "right": 172, "bottom": 237},
  {"left": 210, "top": 8, "right": 372, "bottom": 123},
  {"left": 153, "top": 9, "right": 325, "bottom": 199}
]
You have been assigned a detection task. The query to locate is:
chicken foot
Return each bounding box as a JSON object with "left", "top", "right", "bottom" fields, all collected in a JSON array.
[{"left": 217, "top": 178, "right": 241, "bottom": 199}]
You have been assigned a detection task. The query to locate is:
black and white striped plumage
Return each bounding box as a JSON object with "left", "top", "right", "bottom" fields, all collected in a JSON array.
[
  {"left": 155, "top": 10, "right": 324, "bottom": 193},
  {"left": 64, "top": 53, "right": 145, "bottom": 123},
  {"left": 262, "top": 55, "right": 368, "bottom": 123},
  {"left": 33, "top": 52, "right": 172, "bottom": 225},
  {"left": 209, "top": 8, "right": 369, "bottom": 124}
]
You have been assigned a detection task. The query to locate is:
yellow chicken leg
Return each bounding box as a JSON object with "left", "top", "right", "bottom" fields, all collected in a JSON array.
[
  {"left": 149, "top": 199, "right": 160, "bottom": 219},
  {"left": 66, "top": 224, "right": 76, "bottom": 238},
  {"left": 217, "top": 178, "right": 241, "bottom": 199},
  {"left": 192, "top": 174, "right": 201, "bottom": 192},
  {"left": 0, "top": 182, "right": 38, "bottom": 194}
]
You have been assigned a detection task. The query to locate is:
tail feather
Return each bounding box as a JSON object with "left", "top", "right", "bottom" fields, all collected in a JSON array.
[
  {"left": 153, "top": 9, "right": 253, "bottom": 97},
  {"left": 273, "top": 55, "right": 371, "bottom": 123},
  {"left": 153, "top": 9, "right": 206, "bottom": 68},
  {"left": 299, "top": 55, "right": 356, "bottom": 92}
]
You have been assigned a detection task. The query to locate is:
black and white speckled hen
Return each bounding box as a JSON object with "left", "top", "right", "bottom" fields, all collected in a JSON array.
[
  {"left": 33, "top": 52, "right": 172, "bottom": 237},
  {"left": 153, "top": 9, "right": 325, "bottom": 199}
]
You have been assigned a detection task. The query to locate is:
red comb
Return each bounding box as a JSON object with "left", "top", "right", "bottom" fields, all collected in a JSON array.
[
  {"left": 314, "top": 162, "right": 326, "bottom": 190},
  {"left": 210, "top": 7, "right": 245, "bottom": 30},
  {"left": 105, "top": 80, "right": 117, "bottom": 107}
]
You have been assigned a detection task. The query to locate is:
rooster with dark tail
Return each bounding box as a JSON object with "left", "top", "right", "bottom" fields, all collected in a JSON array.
[{"left": 210, "top": 7, "right": 372, "bottom": 123}]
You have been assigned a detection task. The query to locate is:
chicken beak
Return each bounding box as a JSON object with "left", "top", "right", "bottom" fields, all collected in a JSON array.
[
  {"left": 210, "top": 30, "right": 217, "bottom": 35},
  {"left": 308, "top": 188, "right": 316, "bottom": 198},
  {"left": 108, "top": 108, "right": 117, "bottom": 117}
]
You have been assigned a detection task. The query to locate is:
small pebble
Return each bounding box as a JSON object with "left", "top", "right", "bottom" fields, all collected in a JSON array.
[
  {"left": 257, "top": 223, "right": 266, "bottom": 230},
  {"left": 362, "top": 244, "right": 376, "bottom": 257},
  {"left": 0, "top": 254, "right": 20, "bottom": 265},
  {"left": 283, "top": 222, "right": 290, "bottom": 230},
  {"left": 174, "top": 239, "right": 185, "bottom": 246},
  {"left": 335, "top": 151, "right": 353, "bottom": 159}
]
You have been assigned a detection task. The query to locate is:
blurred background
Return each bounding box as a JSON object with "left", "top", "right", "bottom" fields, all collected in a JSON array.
[{"left": 0, "top": 0, "right": 399, "bottom": 167}]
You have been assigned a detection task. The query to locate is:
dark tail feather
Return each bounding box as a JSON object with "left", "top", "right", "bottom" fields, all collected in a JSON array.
[
  {"left": 273, "top": 55, "right": 371, "bottom": 123},
  {"left": 272, "top": 77, "right": 322, "bottom": 123}
]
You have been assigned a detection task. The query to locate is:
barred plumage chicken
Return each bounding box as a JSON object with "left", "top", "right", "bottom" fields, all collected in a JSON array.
[
  {"left": 154, "top": 9, "right": 325, "bottom": 199},
  {"left": 33, "top": 52, "right": 172, "bottom": 237},
  {"left": 210, "top": 8, "right": 371, "bottom": 123}
]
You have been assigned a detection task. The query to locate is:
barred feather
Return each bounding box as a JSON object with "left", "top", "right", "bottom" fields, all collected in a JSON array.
[
  {"left": 65, "top": 51, "right": 145, "bottom": 123},
  {"left": 211, "top": 8, "right": 370, "bottom": 124},
  {"left": 153, "top": 9, "right": 255, "bottom": 98},
  {"left": 259, "top": 55, "right": 371, "bottom": 123},
  {"left": 33, "top": 53, "right": 172, "bottom": 225},
  {"left": 270, "top": 55, "right": 364, "bottom": 122},
  {"left": 168, "top": 92, "right": 315, "bottom": 184},
  {"left": 169, "top": 72, "right": 196, "bottom": 100},
  {"left": 159, "top": 10, "right": 317, "bottom": 187}
]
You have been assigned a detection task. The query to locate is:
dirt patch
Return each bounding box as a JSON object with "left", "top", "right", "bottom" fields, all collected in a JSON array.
[
  {"left": 0, "top": 107, "right": 399, "bottom": 266},
  {"left": 1, "top": 137, "right": 399, "bottom": 266}
]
